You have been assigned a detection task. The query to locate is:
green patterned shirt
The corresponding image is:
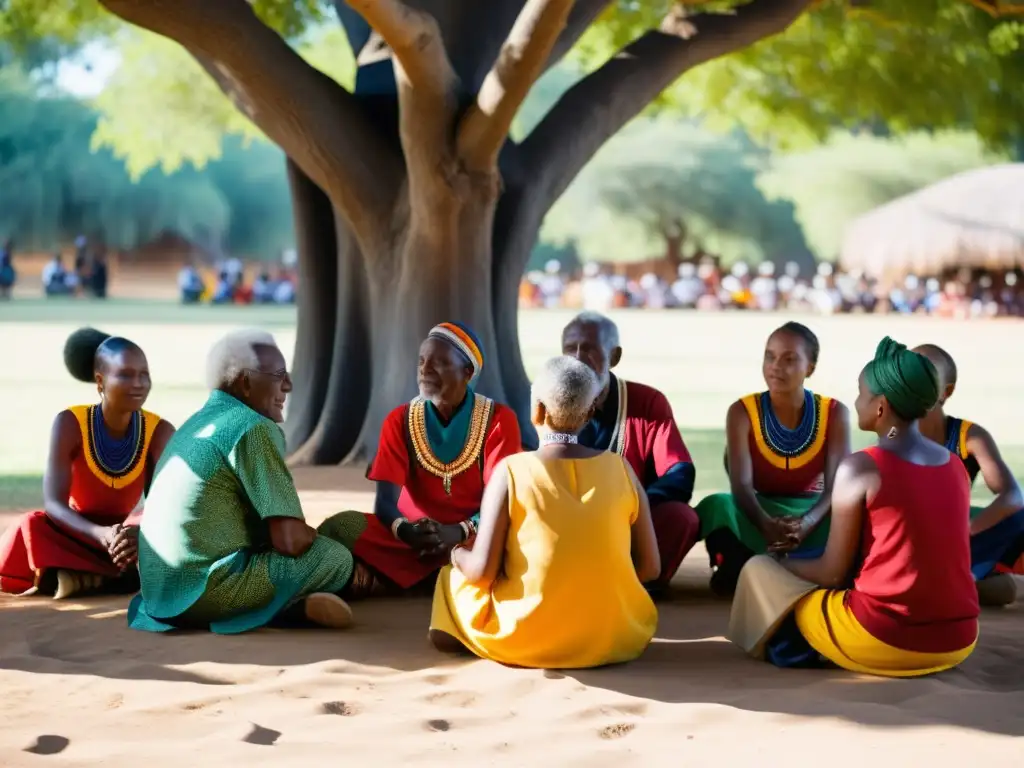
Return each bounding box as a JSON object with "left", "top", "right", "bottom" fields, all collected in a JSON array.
[{"left": 134, "top": 389, "right": 305, "bottom": 620}]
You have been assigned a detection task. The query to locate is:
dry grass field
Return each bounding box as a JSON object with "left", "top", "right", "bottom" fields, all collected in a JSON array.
[{"left": 2, "top": 300, "right": 1023, "bottom": 511}]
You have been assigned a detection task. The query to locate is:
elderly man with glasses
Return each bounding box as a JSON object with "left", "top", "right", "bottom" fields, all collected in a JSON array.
[{"left": 128, "top": 329, "right": 358, "bottom": 634}]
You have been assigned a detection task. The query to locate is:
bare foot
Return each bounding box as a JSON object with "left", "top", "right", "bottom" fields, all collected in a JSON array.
[
  {"left": 54, "top": 570, "right": 107, "bottom": 600},
  {"left": 303, "top": 593, "right": 354, "bottom": 629}
]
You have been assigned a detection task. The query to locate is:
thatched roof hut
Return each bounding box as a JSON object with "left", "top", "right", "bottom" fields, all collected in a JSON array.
[{"left": 839, "top": 163, "right": 1024, "bottom": 280}]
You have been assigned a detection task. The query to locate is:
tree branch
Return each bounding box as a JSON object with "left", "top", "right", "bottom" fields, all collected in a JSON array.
[
  {"left": 100, "top": 0, "right": 401, "bottom": 244},
  {"left": 546, "top": 0, "right": 613, "bottom": 69},
  {"left": 520, "top": 0, "right": 811, "bottom": 209},
  {"left": 344, "top": 0, "right": 459, "bottom": 204},
  {"left": 456, "top": 0, "right": 577, "bottom": 171}
]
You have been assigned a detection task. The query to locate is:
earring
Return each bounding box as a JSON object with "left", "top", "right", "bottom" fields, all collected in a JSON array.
[{"left": 886, "top": 426, "right": 897, "bottom": 439}]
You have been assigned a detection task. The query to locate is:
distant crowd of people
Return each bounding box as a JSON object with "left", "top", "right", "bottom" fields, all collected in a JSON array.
[
  {"left": 522, "top": 259, "right": 1024, "bottom": 319},
  {"left": 177, "top": 257, "right": 296, "bottom": 306},
  {"left": 0, "top": 237, "right": 109, "bottom": 300}
]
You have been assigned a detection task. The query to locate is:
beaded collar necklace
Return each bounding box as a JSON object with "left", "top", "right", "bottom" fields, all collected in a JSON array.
[
  {"left": 407, "top": 393, "right": 493, "bottom": 495},
  {"left": 86, "top": 404, "right": 146, "bottom": 478},
  {"left": 759, "top": 389, "right": 818, "bottom": 457}
]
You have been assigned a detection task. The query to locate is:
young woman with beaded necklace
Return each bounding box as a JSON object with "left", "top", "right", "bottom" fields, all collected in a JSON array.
[
  {"left": 695, "top": 322, "right": 851, "bottom": 597},
  {"left": 0, "top": 327, "right": 174, "bottom": 599},
  {"left": 427, "top": 355, "right": 660, "bottom": 668}
]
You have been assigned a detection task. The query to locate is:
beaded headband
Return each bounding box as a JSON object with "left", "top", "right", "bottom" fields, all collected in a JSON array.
[{"left": 428, "top": 322, "right": 484, "bottom": 380}]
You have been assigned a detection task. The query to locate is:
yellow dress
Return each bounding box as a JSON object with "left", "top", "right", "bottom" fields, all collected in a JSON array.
[{"left": 430, "top": 451, "right": 658, "bottom": 669}]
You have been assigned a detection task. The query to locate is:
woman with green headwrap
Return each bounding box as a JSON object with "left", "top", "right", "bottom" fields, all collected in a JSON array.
[{"left": 728, "top": 337, "right": 979, "bottom": 678}]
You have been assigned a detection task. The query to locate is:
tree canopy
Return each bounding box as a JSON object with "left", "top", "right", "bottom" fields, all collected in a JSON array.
[
  {"left": 0, "top": 65, "right": 294, "bottom": 255},
  {"left": 544, "top": 119, "right": 813, "bottom": 267},
  {"left": 3, "top": 1, "right": 1021, "bottom": 177}
]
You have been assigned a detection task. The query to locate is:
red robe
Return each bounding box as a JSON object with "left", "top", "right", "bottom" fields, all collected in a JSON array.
[
  {"left": 0, "top": 406, "right": 159, "bottom": 594},
  {"left": 578, "top": 376, "right": 700, "bottom": 587},
  {"left": 354, "top": 400, "right": 521, "bottom": 589}
]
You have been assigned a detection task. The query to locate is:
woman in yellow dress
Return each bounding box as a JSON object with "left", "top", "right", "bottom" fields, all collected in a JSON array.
[{"left": 429, "top": 355, "right": 660, "bottom": 669}]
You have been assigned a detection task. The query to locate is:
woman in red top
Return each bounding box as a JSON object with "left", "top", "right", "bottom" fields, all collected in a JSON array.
[
  {"left": 0, "top": 328, "right": 174, "bottom": 599},
  {"left": 696, "top": 322, "right": 850, "bottom": 595},
  {"left": 738, "top": 337, "right": 979, "bottom": 677},
  {"left": 323, "top": 322, "right": 521, "bottom": 598}
]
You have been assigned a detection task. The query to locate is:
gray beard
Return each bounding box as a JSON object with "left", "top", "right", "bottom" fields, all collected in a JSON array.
[{"left": 597, "top": 368, "right": 611, "bottom": 390}]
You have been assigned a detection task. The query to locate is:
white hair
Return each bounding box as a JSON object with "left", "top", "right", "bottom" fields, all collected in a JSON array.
[
  {"left": 206, "top": 328, "right": 279, "bottom": 390},
  {"left": 564, "top": 311, "right": 620, "bottom": 353},
  {"left": 531, "top": 356, "right": 601, "bottom": 432}
]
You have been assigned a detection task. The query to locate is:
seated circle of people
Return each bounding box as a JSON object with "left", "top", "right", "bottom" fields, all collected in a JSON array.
[
  {"left": 128, "top": 329, "right": 358, "bottom": 633},
  {"left": 914, "top": 344, "right": 1024, "bottom": 606},
  {"left": 0, "top": 328, "right": 174, "bottom": 598},
  {"left": 322, "top": 322, "right": 522, "bottom": 598},
  {"left": 695, "top": 322, "right": 851, "bottom": 595},
  {"left": 560, "top": 311, "right": 700, "bottom": 593},
  {"left": 429, "top": 355, "right": 659, "bottom": 668},
  {"left": 728, "top": 337, "right": 980, "bottom": 678}
]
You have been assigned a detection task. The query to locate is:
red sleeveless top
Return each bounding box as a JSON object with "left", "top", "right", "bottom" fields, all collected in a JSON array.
[
  {"left": 66, "top": 405, "right": 161, "bottom": 524},
  {"left": 847, "top": 446, "right": 979, "bottom": 653},
  {"left": 740, "top": 392, "right": 837, "bottom": 496}
]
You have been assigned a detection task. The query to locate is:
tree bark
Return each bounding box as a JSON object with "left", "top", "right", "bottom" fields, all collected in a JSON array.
[{"left": 283, "top": 159, "right": 338, "bottom": 454}]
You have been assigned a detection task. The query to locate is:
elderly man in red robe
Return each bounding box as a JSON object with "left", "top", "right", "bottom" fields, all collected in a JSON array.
[{"left": 561, "top": 312, "right": 700, "bottom": 593}]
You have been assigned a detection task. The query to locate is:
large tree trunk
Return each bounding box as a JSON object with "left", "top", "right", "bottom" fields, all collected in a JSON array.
[{"left": 287, "top": 169, "right": 542, "bottom": 464}]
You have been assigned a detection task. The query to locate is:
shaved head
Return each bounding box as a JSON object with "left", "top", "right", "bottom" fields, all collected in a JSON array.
[{"left": 912, "top": 344, "right": 957, "bottom": 386}]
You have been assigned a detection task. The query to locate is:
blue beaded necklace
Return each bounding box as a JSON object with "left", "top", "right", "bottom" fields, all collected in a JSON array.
[
  {"left": 89, "top": 404, "right": 143, "bottom": 476},
  {"left": 760, "top": 389, "right": 817, "bottom": 457}
]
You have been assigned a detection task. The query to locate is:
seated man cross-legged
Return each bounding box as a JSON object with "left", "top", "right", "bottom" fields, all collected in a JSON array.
[
  {"left": 325, "top": 322, "right": 522, "bottom": 598},
  {"left": 128, "top": 329, "right": 357, "bottom": 633},
  {"left": 560, "top": 311, "right": 700, "bottom": 593}
]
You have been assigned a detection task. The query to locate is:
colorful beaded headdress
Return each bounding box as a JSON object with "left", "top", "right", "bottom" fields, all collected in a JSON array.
[{"left": 428, "top": 322, "right": 484, "bottom": 381}]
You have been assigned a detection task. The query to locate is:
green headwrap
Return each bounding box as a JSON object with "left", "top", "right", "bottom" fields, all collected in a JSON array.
[{"left": 864, "top": 336, "right": 939, "bottom": 421}]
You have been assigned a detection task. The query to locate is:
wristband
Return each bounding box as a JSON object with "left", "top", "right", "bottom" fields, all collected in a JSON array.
[{"left": 391, "top": 517, "right": 408, "bottom": 539}]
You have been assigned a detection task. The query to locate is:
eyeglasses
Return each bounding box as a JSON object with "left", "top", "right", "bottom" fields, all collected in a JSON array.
[{"left": 245, "top": 368, "right": 290, "bottom": 381}]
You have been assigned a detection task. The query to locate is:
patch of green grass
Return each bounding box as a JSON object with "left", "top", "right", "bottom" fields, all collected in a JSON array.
[
  {"left": 0, "top": 298, "right": 296, "bottom": 326},
  {"left": 0, "top": 474, "right": 43, "bottom": 511}
]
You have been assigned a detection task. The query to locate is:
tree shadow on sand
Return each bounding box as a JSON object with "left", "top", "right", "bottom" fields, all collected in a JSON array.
[{"left": 2, "top": 569, "right": 1023, "bottom": 738}]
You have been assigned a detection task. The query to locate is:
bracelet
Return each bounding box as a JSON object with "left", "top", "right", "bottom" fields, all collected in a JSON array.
[
  {"left": 459, "top": 521, "right": 471, "bottom": 541},
  {"left": 390, "top": 517, "right": 407, "bottom": 539},
  {"left": 450, "top": 543, "right": 464, "bottom": 567}
]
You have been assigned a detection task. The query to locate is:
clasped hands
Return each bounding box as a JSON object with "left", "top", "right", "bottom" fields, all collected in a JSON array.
[
  {"left": 397, "top": 518, "right": 465, "bottom": 558},
  {"left": 762, "top": 514, "right": 814, "bottom": 555},
  {"left": 101, "top": 523, "right": 139, "bottom": 570}
]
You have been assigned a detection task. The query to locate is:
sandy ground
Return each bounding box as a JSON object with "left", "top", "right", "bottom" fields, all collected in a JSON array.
[
  {"left": 2, "top": 470, "right": 1023, "bottom": 766},
  {"left": 3, "top": 311, "right": 1024, "bottom": 764}
]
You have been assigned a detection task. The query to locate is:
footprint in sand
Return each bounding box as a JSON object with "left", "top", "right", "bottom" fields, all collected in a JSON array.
[
  {"left": 597, "top": 723, "right": 636, "bottom": 740},
  {"left": 25, "top": 735, "right": 70, "bottom": 755},
  {"left": 106, "top": 694, "right": 124, "bottom": 710},
  {"left": 423, "top": 690, "right": 477, "bottom": 707},
  {"left": 426, "top": 719, "right": 451, "bottom": 732},
  {"left": 242, "top": 724, "right": 281, "bottom": 746},
  {"left": 320, "top": 701, "right": 361, "bottom": 716},
  {"left": 576, "top": 703, "right": 648, "bottom": 720},
  {"left": 424, "top": 674, "right": 450, "bottom": 686}
]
